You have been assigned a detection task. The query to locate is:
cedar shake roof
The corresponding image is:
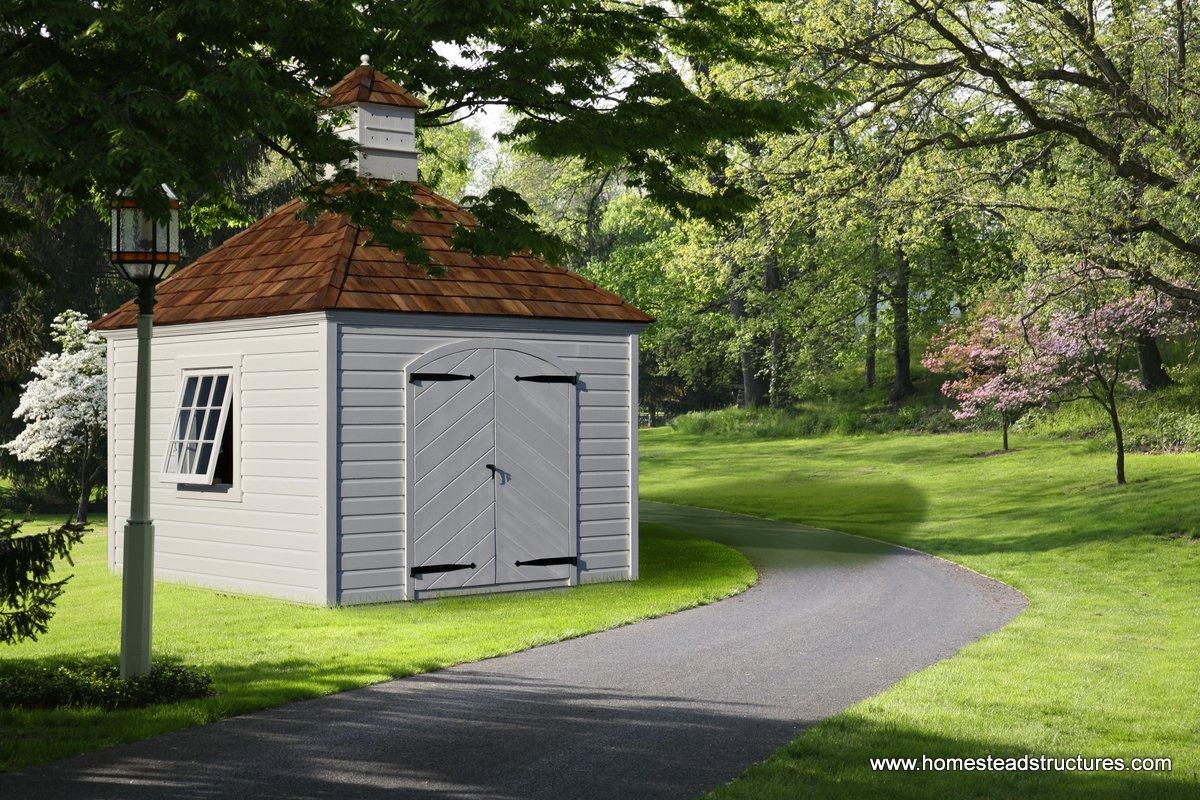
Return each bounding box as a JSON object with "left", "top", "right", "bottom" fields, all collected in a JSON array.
[
  {"left": 93, "top": 183, "right": 653, "bottom": 330},
  {"left": 325, "top": 64, "right": 427, "bottom": 109}
]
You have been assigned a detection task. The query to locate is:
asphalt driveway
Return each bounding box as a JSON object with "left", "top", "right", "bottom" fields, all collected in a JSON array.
[{"left": 0, "top": 501, "right": 1025, "bottom": 799}]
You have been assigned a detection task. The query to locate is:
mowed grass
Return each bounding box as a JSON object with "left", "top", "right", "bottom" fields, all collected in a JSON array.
[
  {"left": 639, "top": 428, "right": 1200, "bottom": 799},
  {"left": 0, "top": 518, "right": 754, "bottom": 772}
]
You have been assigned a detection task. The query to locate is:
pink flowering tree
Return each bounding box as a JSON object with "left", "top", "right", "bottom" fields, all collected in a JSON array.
[
  {"left": 923, "top": 309, "right": 1043, "bottom": 452},
  {"left": 1019, "top": 289, "right": 1193, "bottom": 484},
  {"left": 927, "top": 282, "right": 1195, "bottom": 484}
]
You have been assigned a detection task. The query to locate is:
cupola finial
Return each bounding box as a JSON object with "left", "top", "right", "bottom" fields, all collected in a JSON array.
[{"left": 360, "top": 53, "right": 370, "bottom": 66}]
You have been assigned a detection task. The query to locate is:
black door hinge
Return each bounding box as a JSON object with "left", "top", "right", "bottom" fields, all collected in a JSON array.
[
  {"left": 514, "top": 556, "right": 578, "bottom": 567},
  {"left": 411, "top": 562, "right": 477, "bottom": 577},
  {"left": 410, "top": 372, "right": 475, "bottom": 383},
  {"left": 515, "top": 374, "right": 578, "bottom": 384}
]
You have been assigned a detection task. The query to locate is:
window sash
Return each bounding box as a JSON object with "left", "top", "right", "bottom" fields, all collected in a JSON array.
[{"left": 160, "top": 369, "right": 233, "bottom": 485}]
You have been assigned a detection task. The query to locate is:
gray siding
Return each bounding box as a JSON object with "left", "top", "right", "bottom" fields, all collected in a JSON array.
[
  {"left": 335, "top": 312, "right": 640, "bottom": 604},
  {"left": 104, "top": 315, "right": 328, "bottom": 603}
]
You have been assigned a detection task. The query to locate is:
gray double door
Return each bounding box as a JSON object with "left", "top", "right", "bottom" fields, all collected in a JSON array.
[{"left": 409, "top": 346, "right": 575, "bottom": 593}]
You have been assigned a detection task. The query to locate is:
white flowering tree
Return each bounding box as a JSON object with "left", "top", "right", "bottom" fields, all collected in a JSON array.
[{"left": 5, "top": 311, "right": 107, "bottom": 523}]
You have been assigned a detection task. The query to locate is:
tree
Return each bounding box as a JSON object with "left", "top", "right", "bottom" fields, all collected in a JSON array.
[
  {"left": 5, "top": 311, "right": 106, "bottom": 523},
  {"left": 932, "top": 276, "right": 1195, "bottom": 484},
  {"left": 923, "top": 307, "right": 1040, "bottom": 451},
  {"left": 0, "top": 515, "right": 85, "bottom": 644},
  {"left": 811, "top": 0, "right": 1200, "bottom": 306},
  {"left": 0, "top": 0, "right": 823, "bottom": 280},
  {"left": 1021, "top": 286, "right": 1193, "bottom": 485}
]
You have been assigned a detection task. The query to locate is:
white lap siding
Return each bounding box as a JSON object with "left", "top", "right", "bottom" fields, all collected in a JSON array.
[
  {"left": 334, "top": 312, "right": 639, "bottom": 605},
  {"left": 104, "top": 314, "right": 329, "bottom": 603}
]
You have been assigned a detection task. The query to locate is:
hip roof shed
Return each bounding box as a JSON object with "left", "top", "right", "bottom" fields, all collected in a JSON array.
[{"left": 95, "top": 59, "right": 651, "bottom": 604}]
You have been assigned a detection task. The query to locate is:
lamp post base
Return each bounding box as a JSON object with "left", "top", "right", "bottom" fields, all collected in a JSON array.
[{"left": 119, "top": 518, "right": 155, "bottom": 678}]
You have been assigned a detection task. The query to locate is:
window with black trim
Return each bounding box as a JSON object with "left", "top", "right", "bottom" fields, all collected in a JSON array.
[{"left": 161, "top": 370, "right": 234, "bottom": 485}]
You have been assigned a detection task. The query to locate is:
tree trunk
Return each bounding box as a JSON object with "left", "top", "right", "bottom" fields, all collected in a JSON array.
[
  {"left": 739, "top": 348, "right": 768, "bottom": 408},
  {"left": 865, "top": 280, "right": 879, "bottom": 389},
  {"left": 1106, "top": 399, "right": 1127, "bottom": 485},
  {"left": 1002, "top": 417, "right": 1010, "bottom": 451},
  {"left": 74, "top": 439, "right": 92, "bottom": 525},
  {"left": 769, "top": 330, "right": 784, "bottom": 406},
  {"left": 1135, "top": 334, "right": 1172, "bottom": 389},
  {"left": 1177, "top": 0, "right": 1187, "bottom": 70},
  {"left": 728, "top": 290, "right": 767, "bottom": 408},
  {"left": 764, "top": 257, "right": 785, "bottom": 407},
  {"left": 889, "top": 243, "right": 915, "bottom": 402},
  {"left": 754, "top": 164, "right": 787, "bottom": 408}
]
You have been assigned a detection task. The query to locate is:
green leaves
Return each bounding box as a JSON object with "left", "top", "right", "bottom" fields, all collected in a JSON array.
[
  {"left": 1, "top": 0, "right": 829, "bottom": 267},
  {"left": 456, "top": 187, "right": 572, "bottom": 265},
  {"left": 0, "top": 517, "right": 86, "bottom": 645},
  {"left": 0, "top": 203, "right": 48, "bottom": 290},
  {"left": 299, "top": 177, "right": 425, "bottom": 264}
]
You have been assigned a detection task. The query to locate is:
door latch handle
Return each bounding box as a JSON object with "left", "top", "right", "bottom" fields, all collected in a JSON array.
[{"left": 486, "top": 463, "right": 498, "bottom": 477}]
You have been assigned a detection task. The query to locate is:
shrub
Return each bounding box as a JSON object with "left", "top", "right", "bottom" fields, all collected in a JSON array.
[
  {"left": 0, "top": 517, "right": 85, "bottom": 644},
  {"left": 667, "top": 404, "right": 975, "bottom": 440},
  {"left": 0, "top": 661, "right": 213, "bottom": 711}
]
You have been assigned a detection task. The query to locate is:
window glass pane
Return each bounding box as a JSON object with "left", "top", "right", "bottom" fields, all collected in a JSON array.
[
  {"left": 181, "top": 441, "right": 198, "bottom": 473},
  {"left": 175, "top": 410, "right": 191, "bottom": 440},
  {"left": 188, "top": 409, "right": 206, "bottom": 441},
  {"left": 211, "top": 375, "right": 229, "bottom": 406},
  {"left": 204, "top": 411, "right": 221, "bottom": 440},
  {"left": 196, "top": 443, "right": 213, "bottom": 475},
  {"left": 181, "top": 376, "right": 198, "bottom": 408},
  {"left": 196, "top": 376, "right": 213, "bottom": 407},
  {"left": 164, "top": 442, "right": 182, "bottom": 474}
]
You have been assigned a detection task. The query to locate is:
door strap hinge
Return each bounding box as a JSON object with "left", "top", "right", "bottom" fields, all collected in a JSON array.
[
  {"left": 514, "top": 556, "right": 578, "bottom": 567},
  {"left": 411, "top": 562, "right": 477, "bottom": 577},
  {"left": 410, "top": 372, "right": 475, "bottom": 383},
  {"left": 514, "top": 374, "right": 578, "bottom": 384}
]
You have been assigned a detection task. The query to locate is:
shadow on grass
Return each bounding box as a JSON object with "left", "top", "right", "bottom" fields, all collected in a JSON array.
[
  {"left": 642, "top": 475, "right": 931, "bottom": 547},
  {"left": 644, "top": 443, "right": 1200, "bottom": 557}
]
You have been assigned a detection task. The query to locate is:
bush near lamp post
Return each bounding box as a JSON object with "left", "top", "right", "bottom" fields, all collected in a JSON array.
[
  {"left": 0, "top": 661, "right": 213, "bottom": 711},
  {"left": 0, "top": 513, "right": 215, "bottom": 711}
]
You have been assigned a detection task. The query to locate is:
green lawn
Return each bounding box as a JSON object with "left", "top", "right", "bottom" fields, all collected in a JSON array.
[
  {"left": 0, "top": 519, "right": 754, "bottom": 772},
  {"left": 640, "top": 428, "right": 1200, "bottom": 800}
]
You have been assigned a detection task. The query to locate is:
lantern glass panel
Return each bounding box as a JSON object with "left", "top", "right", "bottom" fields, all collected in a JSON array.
[
  {"left": 118, "top": 262, "right": 156, "bottom": 281},
  {"left": 109, "top": 186, "right": 181, "bottom": 281}
]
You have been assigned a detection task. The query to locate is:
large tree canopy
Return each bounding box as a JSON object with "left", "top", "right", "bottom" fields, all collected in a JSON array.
[
  {"left": 800, "top": 0, "right": 1200, "bottom": 301},
  {"left": 0, "top": 0, "right": 827, "bottom": 279}
]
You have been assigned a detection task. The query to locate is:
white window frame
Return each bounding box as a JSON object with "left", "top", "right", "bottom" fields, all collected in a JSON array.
[{"left": 160, "top": 368, "right": 235, "bottom": 485}]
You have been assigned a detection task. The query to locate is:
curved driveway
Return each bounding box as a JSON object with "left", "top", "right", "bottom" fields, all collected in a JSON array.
[{"left": 2, "top": 501, "right": 1025, "bottom": 800}]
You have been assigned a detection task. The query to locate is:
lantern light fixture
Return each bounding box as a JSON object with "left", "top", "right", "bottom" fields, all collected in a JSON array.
[
  {"left": 109, "top": 185, "right": 181, "bottom": 284},
  {"left": 108, "top": 184, "right": 182, "bottom": 678}
]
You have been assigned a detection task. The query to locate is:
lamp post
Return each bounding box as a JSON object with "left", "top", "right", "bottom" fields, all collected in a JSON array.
[{"left": 108, "top": 186, "right": 180, "bottom": 678}]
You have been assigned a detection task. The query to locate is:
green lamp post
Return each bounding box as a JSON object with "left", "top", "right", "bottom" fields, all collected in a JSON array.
[{"left": 109, "top": 186, "right": 180, "bottom": 678}]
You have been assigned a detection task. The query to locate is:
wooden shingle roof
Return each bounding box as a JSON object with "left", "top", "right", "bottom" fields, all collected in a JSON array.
[
  {"left": 93, "top": 184, "right": 652, "bottom": 330},
  {"left": 325, "top": 65, "right": 427, "bottom": 109}
]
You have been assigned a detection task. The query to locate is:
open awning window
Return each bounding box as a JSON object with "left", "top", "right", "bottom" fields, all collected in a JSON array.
[{"left": 160, "top": 371, "right": 233, "bottom": 485}]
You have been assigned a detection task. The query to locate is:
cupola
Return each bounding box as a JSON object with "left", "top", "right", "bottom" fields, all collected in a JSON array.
[{"left": 324, "top": 55, "right": 428, "bottom": 182}]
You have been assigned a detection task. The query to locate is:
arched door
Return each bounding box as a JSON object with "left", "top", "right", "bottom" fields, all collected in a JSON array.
[{"left": 406, "top": 342, "right": 577, "bottom": 595}]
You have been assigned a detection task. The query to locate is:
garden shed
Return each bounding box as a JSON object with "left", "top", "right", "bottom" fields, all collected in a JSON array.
[{"left": 94, "top": 61, "right": 651, "bottom": 605}]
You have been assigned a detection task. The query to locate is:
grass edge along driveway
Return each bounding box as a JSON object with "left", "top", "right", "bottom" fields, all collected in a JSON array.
[
  {"left": 0, "top": 520, "right": 754, "bottom": 773},
  {"left": 639, "top": 427, "right": 1199, "bottom": 800}
]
